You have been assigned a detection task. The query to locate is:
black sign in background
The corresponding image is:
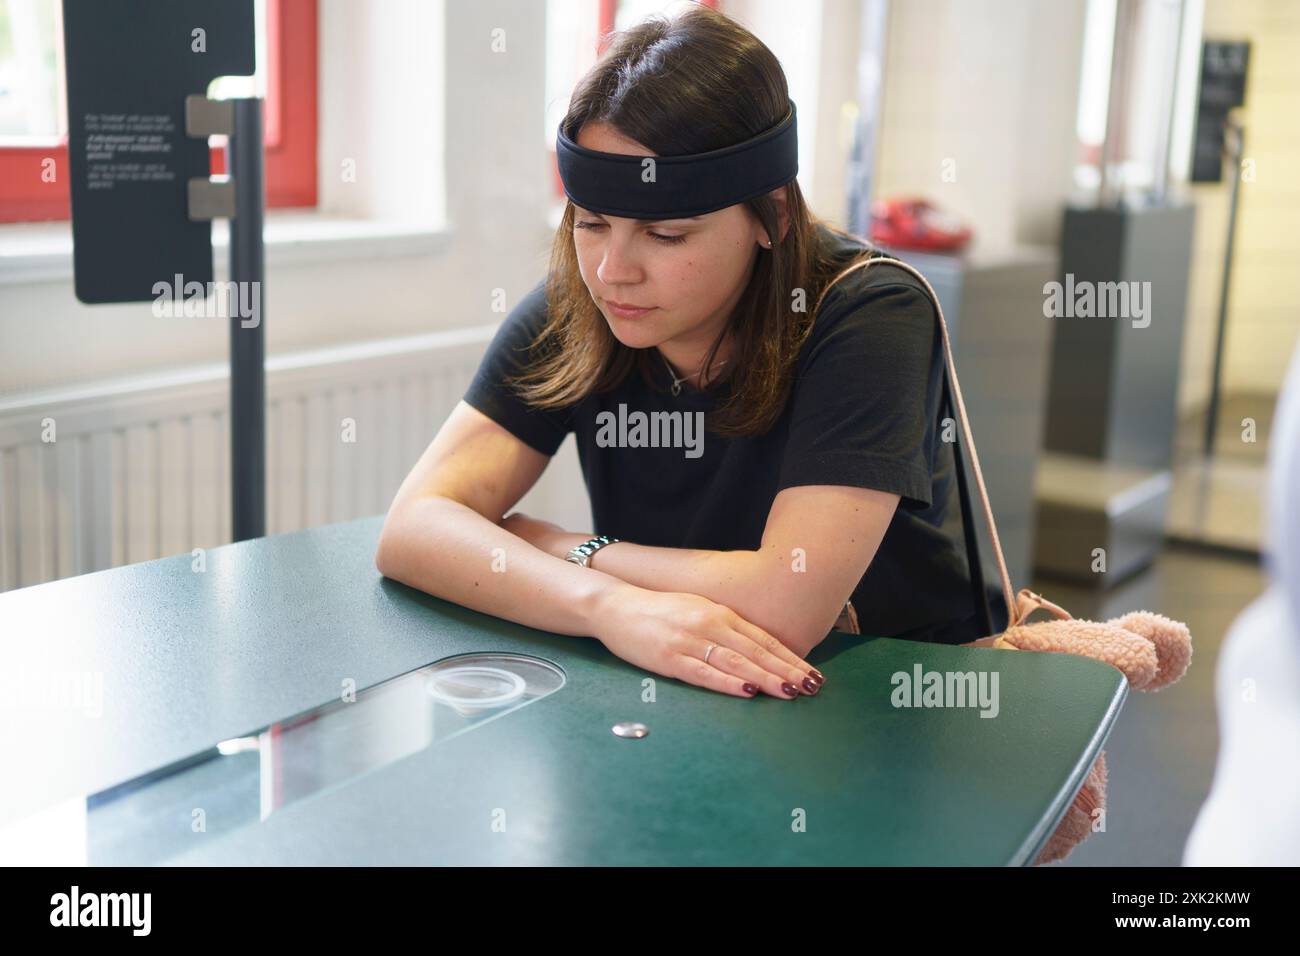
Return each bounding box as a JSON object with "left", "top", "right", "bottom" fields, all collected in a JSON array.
[
  {"left": 1190, "top": 40, "right": 1250, "bottom": 184},
  {"left": 62, "top": 0, "right": 255, "bottom": 303}
]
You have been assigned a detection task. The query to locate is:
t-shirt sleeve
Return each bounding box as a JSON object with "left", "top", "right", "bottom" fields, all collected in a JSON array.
[
  {"left": 462, "top": 280, "right": 572, "bottom": 456},
  {"left": 776, "top": 275, "right": 942, "bottom": 509}
]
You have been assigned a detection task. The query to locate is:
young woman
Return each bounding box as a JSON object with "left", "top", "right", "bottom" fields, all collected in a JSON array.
[{"left": 375, "top": 6, "right": 977, "bottom": 700}]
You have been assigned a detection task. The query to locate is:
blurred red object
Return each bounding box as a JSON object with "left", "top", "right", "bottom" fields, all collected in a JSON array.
[{"left": 869, "top": 198, "right": 973, "bottom": 253}]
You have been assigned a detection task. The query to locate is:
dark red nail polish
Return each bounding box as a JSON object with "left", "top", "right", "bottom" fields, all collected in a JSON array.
[
  {"left": 808, "top": 671, "right": 825, "bottom": 685},
  {"left": 782, "top": 682, "right": 799, "bottom": 698},
  {"left": 802, "top": 677, "right": 819, "bottom": 694},
  {"left": 810, "top": 669, "right": 826, "bottom": 682},
  {"left": 742, "top": 683, "right": 759, "bottom": 695}
]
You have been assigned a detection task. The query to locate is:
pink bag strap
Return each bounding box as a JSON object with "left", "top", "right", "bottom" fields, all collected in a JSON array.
[
  {"left": 1013, "top": 588, "right": 1073, "bottom": 624},
  {"left": 812, "top": 255, "right": 1019, "bottom": 624}
]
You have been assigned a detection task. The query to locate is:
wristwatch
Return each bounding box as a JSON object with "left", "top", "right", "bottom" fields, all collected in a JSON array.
[{"left": 564, "top": 534, "right": 621, "bottom": 568}]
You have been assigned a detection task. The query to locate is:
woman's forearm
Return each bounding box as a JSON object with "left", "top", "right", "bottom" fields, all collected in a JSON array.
[
  {"left": 580, "top": 536, "right": 808, "bottom": 646},
  {"left": 374, "top": 495, "right": 631, "bottom": 638},
  {"left": 589, "top": 541, "right": 746, "bottom": 600},
  {"left": 547, "top": 532, "right": 834, "bottom": 654}
]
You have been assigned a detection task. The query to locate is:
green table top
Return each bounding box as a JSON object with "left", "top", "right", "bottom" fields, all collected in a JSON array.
[{"left": 0, "top": 516, "right": 1126, "bottom": 865}]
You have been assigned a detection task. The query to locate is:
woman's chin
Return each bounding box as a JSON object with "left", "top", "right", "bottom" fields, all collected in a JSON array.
[{"left": 606, "top": 321, "right": 666, "bottom": 350}]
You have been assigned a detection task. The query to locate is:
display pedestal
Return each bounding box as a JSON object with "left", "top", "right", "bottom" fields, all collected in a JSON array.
[{"left": 1034, "top": 203, "right": 1196, "bottom": 585}]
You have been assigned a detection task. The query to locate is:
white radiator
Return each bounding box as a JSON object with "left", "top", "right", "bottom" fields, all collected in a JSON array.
[{"left": 0, "top": 328, "right": 587, "bottom": 593}]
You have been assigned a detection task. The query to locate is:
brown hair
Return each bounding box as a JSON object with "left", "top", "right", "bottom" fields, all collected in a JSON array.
[{"left": 510, "top": 4, "right": 874, "bottom": 437}]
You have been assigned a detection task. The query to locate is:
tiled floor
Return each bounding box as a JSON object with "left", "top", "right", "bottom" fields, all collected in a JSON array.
[
  {"left": 1175, "top": 393, "right": 1275, "bottom": 468},
  {"left": 1165, "top": 393, "right": 1275, "bottom": 556},
  {"left": 1166, "top": 456, "right": 1267, "bottom": 555},
  {"left": 1029, "top": 545, "right": 1267, "bottom": 866}
]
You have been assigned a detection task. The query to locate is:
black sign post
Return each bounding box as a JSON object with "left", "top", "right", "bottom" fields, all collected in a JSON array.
[
  {"left": 229, "top": 98, "right": 266, "bottom": 543},
  {"left": 62, "top": 0, "right": 266, "bottom": 541},
  {"left": 1190, "top": 41, "right": 1251, "bottom": 458}
]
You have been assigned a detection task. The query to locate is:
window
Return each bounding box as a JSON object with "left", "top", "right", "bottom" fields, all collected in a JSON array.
[{"left": 0, "top": 0, "right": 317, "bottom": 224}]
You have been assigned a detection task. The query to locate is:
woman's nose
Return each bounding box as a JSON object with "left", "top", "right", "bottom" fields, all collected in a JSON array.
[{"left": 596, "top": 238, "right": 643, "bottom": 286}]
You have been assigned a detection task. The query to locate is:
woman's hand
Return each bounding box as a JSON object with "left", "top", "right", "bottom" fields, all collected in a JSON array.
[
  {"left": 502, "top": 512, "right": 825, "bottom": 698},
  {"left": 589, "top": 584, "right": 824, "bottom": 699}
]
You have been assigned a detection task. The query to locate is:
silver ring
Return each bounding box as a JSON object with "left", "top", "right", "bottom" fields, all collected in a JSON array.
[{"left": 703, "top": 642, "right": 717, "bottom": 664}]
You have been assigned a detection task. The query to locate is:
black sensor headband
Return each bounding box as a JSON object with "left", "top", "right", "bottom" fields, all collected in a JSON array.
[{"left": 555, "top": 102, "right": 798, "bottom": 220}]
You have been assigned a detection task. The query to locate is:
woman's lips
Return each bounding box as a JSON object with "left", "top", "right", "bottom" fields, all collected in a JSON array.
[{"left": 604, "top": 299, "right": 656, "bottom": 319}]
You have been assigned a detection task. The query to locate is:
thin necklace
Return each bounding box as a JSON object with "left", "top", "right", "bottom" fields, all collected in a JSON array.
[{"left": 658, "top": 350, "right": 728, "bottom": 396}]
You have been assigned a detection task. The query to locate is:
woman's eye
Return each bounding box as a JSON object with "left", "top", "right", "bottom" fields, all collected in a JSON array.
[{"left": 573, "top": 221, "right": 685, "bottom": 245}]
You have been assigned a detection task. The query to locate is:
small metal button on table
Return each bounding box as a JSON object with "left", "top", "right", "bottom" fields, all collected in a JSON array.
[{"left": 611, "top": 721, "right": 649, "bottom": 739}]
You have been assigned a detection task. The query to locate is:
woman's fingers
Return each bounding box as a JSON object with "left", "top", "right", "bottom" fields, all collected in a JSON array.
[
  {"left": 670, "top": 654, "right": 763, "bottom": 698},
  {"left": 694, "top": 639, "right": 803, "bottom": 699},
  {"left": 736, "top": 638, "right": 821, "bottom": 696},
  {"left": 726, "top": 618, "right": 824, "bottom": 694}
]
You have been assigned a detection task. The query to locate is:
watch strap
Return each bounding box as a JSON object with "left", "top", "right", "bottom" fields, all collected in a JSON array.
[{"left": 565, "top": 534, "right": 620, "bottom": 567}]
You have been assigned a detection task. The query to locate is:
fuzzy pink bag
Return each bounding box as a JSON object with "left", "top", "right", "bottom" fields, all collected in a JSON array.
[{"left": 817, "top": 256, "right": 1193, "bottom": 865}]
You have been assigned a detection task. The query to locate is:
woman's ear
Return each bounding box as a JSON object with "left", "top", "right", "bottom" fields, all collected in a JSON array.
[{"left": 753, "top": 189, "right": 792, "bottom": 250}]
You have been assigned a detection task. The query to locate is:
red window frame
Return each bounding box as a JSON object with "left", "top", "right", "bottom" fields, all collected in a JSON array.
[{"left": 0, "top": 0, "right": 318, "bottom": 224}]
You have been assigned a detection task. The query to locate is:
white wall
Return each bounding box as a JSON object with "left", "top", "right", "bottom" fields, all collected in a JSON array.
[
  {"left": 870, "top": 0, "right": 1087, "bottom": 254},
  {"left": 729, "top": 0, "right": 866, "bottom": 228},
  {"left": 317, "top": 0, "right": 445, "bottom": 225},
  {"left": 1178, "top": 0, "right": 1300, "bottom": 411}
]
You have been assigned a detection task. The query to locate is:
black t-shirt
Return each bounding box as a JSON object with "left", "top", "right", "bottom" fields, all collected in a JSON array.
[{"left": 463, "top": 226, "right": 977, "bottom": 644}]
